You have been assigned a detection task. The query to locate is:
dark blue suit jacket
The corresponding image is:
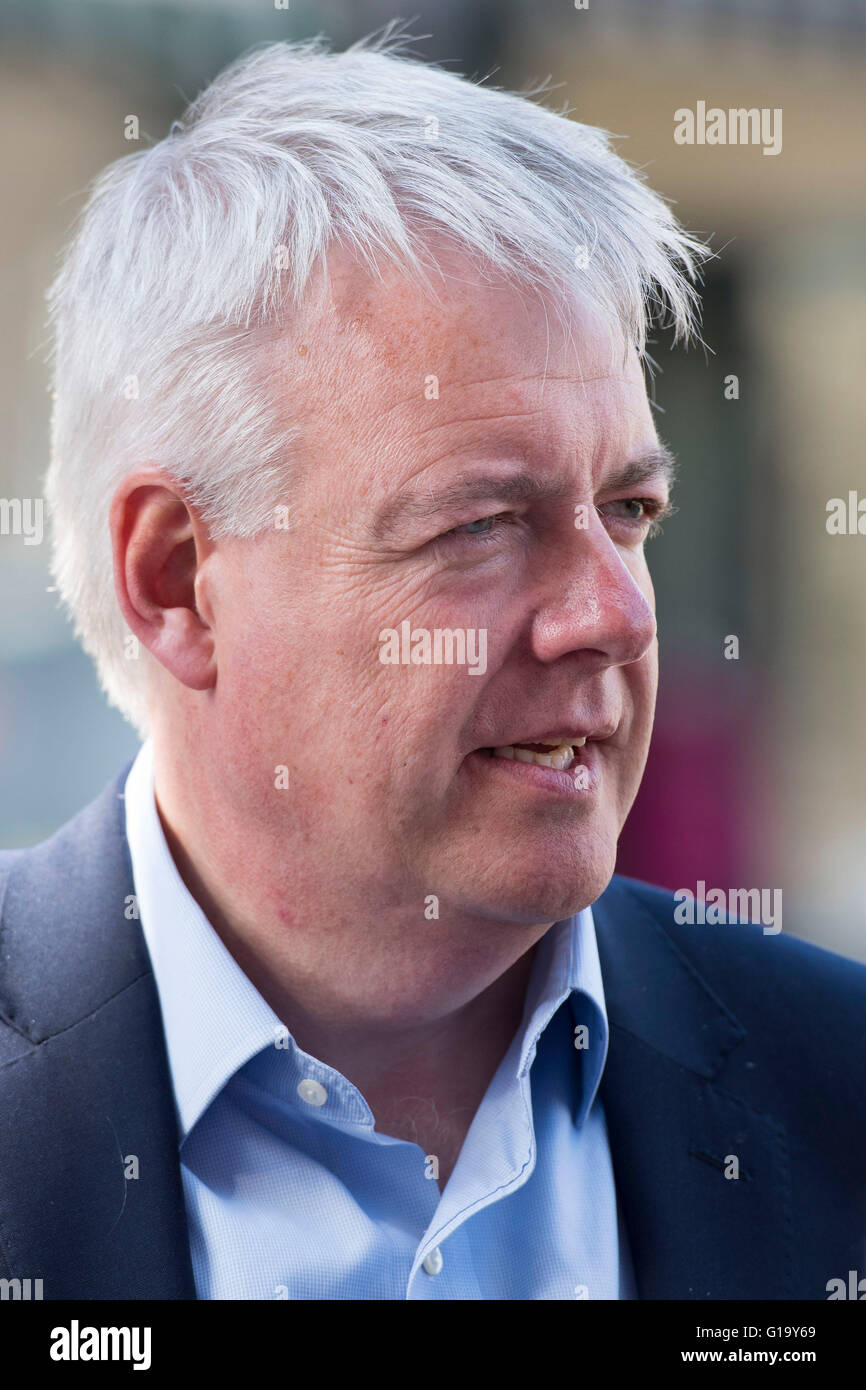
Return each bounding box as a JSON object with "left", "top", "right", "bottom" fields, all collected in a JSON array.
[{"left": 1, "top": 766, "right": 864, "bottom": 1299}]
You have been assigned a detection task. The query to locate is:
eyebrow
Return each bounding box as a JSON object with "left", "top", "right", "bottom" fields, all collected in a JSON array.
[{"left": 370, "top": 446, "right": 677, "bottom": 539}]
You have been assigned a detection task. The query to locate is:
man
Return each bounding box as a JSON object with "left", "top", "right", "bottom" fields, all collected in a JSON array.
[{"left": 1, "top": 32, "right": 864, "bottom": 1301}]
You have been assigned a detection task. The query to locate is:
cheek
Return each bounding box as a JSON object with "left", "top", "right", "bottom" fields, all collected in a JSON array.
[
  {"left": 208, "top": 584, "right": 305, "bottom": 759},
  {"left": 618, "top": 647, "right": 657, "bottom": 751},
  {"left": 631, "top": 551, "right": 657, "bottom": 607},
  {"left": 222, "top": 618, "right": 289, "bottom": 703},
  {"left": 637, "top": 643, "right": 659, "bottom": 715}
]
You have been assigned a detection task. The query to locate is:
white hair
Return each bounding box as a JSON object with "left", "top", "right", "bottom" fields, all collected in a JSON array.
[{"left": 44, "top": 25, "right": 710, "bottom": 735}]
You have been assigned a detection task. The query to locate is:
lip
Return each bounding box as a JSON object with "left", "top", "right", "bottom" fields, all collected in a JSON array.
[
  {"left": 465, "top": 742, "right": 602, "bottom": 797},
  {"left": 483, "top": 724, "right": 618, "bottom": 748}
]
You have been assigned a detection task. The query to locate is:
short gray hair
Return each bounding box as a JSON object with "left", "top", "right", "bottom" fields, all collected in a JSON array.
[{"left": 44, "top": 27, "right": 709, "bottom": 734}]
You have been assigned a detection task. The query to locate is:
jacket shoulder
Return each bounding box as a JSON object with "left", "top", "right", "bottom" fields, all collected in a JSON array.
[
  {"left": 0, "top": 764, "right": 144, "bottom": 1044},
  {"left": 601, "top": 873, "right": 866, "bottom": 1101},
  {"left": 608, "top": 872, "right": 866, "bottom": 999}
]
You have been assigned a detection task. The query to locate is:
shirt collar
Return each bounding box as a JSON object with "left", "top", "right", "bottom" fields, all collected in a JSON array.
[
  {"left": 124, "top": 738, "right": 610, "bottom": 1140},
  {"left": 124, "top": 740, "right": 282, "bottom": 1139},
  {"left": 517, "top": 900, "right": 610, "bottom": 1127}
]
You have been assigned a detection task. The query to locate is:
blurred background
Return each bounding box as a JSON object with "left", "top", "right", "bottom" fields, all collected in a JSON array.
[{"left": 1, "top": 0, "right": 864, "bottom": 958}]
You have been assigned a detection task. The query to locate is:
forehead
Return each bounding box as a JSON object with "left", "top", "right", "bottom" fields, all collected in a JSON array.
[
  {"left": 301, "top": 240, "right": 637, "bottom": 374},
  {"left": 281, "top": 244, "right": 653, "bottom": 488}
]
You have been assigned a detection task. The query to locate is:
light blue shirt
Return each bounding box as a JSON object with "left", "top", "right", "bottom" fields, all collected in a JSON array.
[{"left": 124, "top": 739, "right": 636, "bottom": 1299}]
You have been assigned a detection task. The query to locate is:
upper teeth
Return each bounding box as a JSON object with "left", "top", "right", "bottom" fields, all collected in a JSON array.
[{"left": 492, "top": 738, "right": 586, "bottom": 770}]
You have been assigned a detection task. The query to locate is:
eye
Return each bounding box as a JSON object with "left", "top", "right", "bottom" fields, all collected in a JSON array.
[
  {"left": 603, "top": 498, "right": 651, "bottom": 521},
  {"left": 441, "top": 514, "right": 510, "bottom": 544},
  {"left": 618, "top": 499, "right": 648, "bottom": 521},
  {"left": 598, "top": 497, "right": 668, "bottom": 538}
]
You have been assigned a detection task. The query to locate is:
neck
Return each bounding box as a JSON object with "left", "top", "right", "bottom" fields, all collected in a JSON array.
[{"left": 151, "top": 744, "right": 552, "bottom": 1155}]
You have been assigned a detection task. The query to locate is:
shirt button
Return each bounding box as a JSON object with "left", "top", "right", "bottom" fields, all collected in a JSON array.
[
  {"left": 422, "top": 1247, "right": 443, "bottom": 1276},
  {"left": 297, "top": 1078, "right": 328, "bottom": 1106}
]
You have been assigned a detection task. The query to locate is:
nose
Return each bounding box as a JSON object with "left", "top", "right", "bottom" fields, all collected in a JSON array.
[{"left": 529, "top": 519, "right": 657, "bottom": 669}]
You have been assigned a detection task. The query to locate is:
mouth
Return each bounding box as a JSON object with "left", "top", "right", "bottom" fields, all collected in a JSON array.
[
  {"left": 465, "top": 731, "right": 607, "bottom": 799},
  {"left": 477, "top": 738, "right": 587, "bottom": 771}
]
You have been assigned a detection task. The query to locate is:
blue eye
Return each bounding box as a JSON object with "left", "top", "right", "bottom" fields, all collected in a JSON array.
[
  {"left": 441, "top": 514, "right": 508, "bottom": 544},
  {"left": 437, "top": 497, "right": 668, "bottom": 552},
  {"left": 603, "top": 499, "right": 647, "bottom": 521},
  {"left": 598, "top": 497, "right": 667, "bottom": 538},
  {"left": 621, "top": 500, "right": 647, "bottom": 520}
]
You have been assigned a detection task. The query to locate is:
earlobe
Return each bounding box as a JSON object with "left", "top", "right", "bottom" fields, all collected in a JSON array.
[
  {"left": 149, "top": 603, "right": 216, "bottom": 692},
  {"left": 110, "top": 470, "right": 217, "bottom": 694}
]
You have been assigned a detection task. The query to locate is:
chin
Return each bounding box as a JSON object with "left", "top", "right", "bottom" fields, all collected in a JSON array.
[{"left": 467, "top": 845, "right": 617, "bottom": 926}]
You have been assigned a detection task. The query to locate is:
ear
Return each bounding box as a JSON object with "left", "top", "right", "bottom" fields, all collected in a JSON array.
[{"left": 110, "top": 468, "right": 216, "bottom": 692}]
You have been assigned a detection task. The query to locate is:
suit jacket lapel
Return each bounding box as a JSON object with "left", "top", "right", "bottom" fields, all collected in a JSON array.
[
  {"left": 0, "top": 770, "right": 197, "bottom": 1299},
  {"left": 594, "top": 877, "right": 793, "bottom": 1299}
]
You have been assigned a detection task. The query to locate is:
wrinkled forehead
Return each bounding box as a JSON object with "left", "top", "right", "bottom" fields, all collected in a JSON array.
[
  {"left": 273, "top": 242, "right": 650, "bottom": 509},
  {"left": 288, "top": 238, "right": 639, "bottom": 396}
]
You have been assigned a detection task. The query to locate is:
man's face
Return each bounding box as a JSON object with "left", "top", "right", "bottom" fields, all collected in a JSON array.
[{"left": 201, "top": 252, "right": 667, "bottom": 926}]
